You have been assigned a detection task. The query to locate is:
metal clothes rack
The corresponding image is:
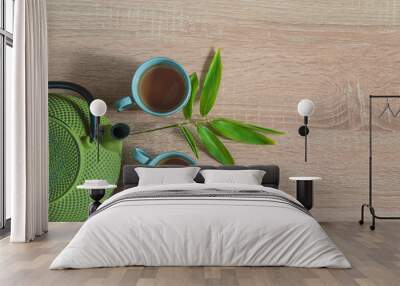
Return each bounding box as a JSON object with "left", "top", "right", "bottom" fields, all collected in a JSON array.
[{"left": 359, "top": 95, "right": 400, "bottom": 230}]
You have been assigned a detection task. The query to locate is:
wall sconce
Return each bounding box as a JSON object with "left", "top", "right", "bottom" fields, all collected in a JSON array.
[
  {"left": 297, "top": 99, "right": 315, "bottom": 162},
  {"left": 90, "top": 99, "right": 107, "bottom": 162}
]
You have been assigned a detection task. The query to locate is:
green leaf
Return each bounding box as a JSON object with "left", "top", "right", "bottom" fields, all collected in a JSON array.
[
  {"left": 183, "top": 73, "right": 199, "bottom": 119},
  {"left": 210, "top": 119, "right": 276, "bottom": 145},
  {"left": 244, "top": 124, "right": 286, "bottom": 135},
  {"left": 179, "top": 125, "right": 199, "bottom": 159},
  {"left": 197, "top": 124, "right": 234, "bottom": 165},
  {"left": 200, "top": 49, "right": 222, "bottom": 116},
  {"left": 214, "top": 118, "right": 285, "bottom": 135}
]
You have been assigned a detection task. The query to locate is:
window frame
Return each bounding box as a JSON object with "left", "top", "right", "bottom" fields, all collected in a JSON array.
[{"left": 0, "top": 0, "right": 13, "bottom": 231}]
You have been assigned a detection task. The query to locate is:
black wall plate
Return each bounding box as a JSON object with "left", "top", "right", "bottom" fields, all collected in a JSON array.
[{"left": 298, "top": 125, "right": 309, "bottom": 136}]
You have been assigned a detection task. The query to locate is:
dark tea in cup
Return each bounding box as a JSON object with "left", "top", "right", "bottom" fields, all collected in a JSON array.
[
  {"left": 139, "top": 65, "right": 186, "bottom": 113},
  {"left": 157, "top": 157, "right": 191, "bottom": 166}
]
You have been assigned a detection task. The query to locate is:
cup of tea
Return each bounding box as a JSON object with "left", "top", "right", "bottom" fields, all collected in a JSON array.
[
  {"left": 115, "top": 57, "right": 191, "bottom": 116},
  {"left": 132, "top": 147, "right": 196, "bottom": 166}
]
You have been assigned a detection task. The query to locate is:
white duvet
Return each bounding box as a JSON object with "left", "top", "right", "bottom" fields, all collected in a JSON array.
[{"left": 50, "top": 183, "right": 350, "bottom": 269}]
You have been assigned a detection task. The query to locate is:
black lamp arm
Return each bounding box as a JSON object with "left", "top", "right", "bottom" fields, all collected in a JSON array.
[{"left": 298, "top": 116, "right": 310, "bottom": 162}]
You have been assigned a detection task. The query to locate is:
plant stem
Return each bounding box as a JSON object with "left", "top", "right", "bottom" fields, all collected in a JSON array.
[
  {"left": 130, "top": 122, "right": 185, "bottom": 135},
  {"left": 130, "top": 119, "right": 208, "bottom": 135}
]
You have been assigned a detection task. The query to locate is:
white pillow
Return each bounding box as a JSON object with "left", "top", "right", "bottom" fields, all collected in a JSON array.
[
  {"left": 200, "top": 169, "right": 266, "bottom": 185},
  {"left": 135, "top": 167, "right": 200, "bottom": 186}
]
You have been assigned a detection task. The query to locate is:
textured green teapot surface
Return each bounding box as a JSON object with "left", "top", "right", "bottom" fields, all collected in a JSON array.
[{"left": 49, "top": 93, "right": 122, "bottom": 221}]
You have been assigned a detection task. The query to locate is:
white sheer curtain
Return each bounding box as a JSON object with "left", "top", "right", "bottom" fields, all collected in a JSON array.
[{"left": 8, "top": 0, "right": 48, "bottom": 242}]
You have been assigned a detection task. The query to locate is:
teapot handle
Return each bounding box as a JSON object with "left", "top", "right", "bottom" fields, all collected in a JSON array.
[{"left": 48, "top": 81, "right": 97, "bottom": 141}]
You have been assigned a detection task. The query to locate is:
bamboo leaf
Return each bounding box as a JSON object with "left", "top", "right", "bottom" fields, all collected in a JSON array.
[
  {"left": 179, "top": 125, "right": 199, "bottom": 159},
  {"left": 244, "top": 124, "right": 286, "bottom": 135},
  {"left": 197, "top": 123, "right": 234, "bottom": 165},
  {"left": 214, "top": 118, "right": 285, "bottom": 135},
  {"left": 200, "top": 49, "right": 222, "bottom": 116},
  {"left": 210, "top": 119, "right": 276, "bottom": 145},
  {"left": 183, "top": 73, "right": 199, "bottom": 119}
]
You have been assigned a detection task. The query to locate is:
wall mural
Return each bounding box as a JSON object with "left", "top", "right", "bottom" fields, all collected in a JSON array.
[
  {"left": 117, "top": 49, "right": 285, "bottom": 165},
  {"left": 48, "top": 49, "right": 284, "bottom": 221},
  {"left": 48, "top": 0, "right": 400, "bottom": 222}
]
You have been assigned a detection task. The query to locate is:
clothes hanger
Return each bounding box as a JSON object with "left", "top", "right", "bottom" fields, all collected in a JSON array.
[{"left": 379, "top": 98, "right": 400, "bottom": 118}]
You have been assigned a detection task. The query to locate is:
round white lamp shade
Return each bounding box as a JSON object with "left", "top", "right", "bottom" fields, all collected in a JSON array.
[
  {"left": 297, "top": 99, "right": 315, "bottom": 116},
  {"left": 90, "top": 99, "right": 107, "bottom": 116}
]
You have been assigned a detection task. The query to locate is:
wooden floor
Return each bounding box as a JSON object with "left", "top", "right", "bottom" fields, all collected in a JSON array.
[{"left": 0, "top": 222, "right": 399, "bottom": 286}]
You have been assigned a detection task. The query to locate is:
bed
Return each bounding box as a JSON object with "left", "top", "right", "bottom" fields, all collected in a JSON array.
[{"left": 50, "top": 165, "right": 350, "bottom": 269}]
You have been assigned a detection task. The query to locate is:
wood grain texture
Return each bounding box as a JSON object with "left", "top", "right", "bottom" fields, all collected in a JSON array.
[
  {"left": 47, "top": 0, "right": 400, "bottom": 221},
  {"left": 1, "top": 222, "right": 400, "bottom": 285}
]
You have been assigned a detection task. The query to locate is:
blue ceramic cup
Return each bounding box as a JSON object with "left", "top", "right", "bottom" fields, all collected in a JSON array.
[
  {"left": 133, "top": 147, "right": 196, "bottom": 166},
  {"left": 115, "top": 57, "right": 191, "bottom": 116}
]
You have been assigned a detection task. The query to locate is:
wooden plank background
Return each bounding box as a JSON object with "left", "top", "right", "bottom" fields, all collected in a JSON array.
[{"left": 47, "top": 0, "right": 400, "bottom": 221}]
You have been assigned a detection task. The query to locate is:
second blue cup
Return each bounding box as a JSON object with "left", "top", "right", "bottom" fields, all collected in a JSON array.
[
  {"left": 133, "top": 147, "right": 196, "bottom": 166},
  {"left": 115, "top": 57, "right": 191, "bottom": 116}
]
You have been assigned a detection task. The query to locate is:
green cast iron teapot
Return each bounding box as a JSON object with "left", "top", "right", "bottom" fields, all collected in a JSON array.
[{"left": 48, "top": 81, "right": 124, "bottom": 221}]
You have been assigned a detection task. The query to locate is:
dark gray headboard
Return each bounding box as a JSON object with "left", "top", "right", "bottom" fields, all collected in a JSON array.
[{"left": 122, "top": 165, "right": 280, "bottom": 189}]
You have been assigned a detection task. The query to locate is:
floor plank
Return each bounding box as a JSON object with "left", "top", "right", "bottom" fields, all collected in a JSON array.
[{"left": 0, "top": 222, "right": 399, "bottom": 286}]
